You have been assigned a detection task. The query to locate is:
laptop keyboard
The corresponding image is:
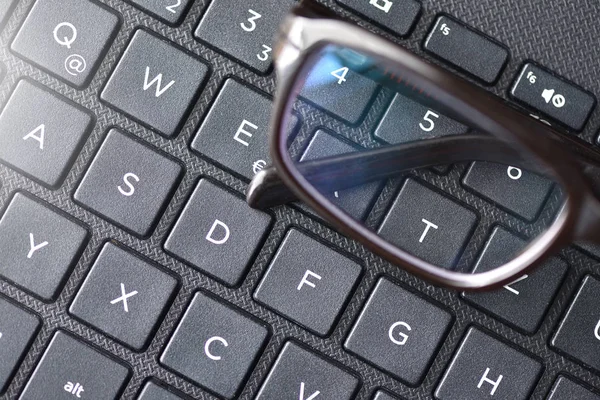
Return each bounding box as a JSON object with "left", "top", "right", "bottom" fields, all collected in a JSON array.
[{"left": 1, "top": 0, "right": 600, "bottom": 399}]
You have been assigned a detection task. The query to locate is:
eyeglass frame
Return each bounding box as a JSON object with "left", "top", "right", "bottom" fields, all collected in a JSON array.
[{"left": 254, "top": 0, "right": 600, "bottom": 291}]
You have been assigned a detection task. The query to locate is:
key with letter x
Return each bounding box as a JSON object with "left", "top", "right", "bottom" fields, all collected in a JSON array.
[
  {"left": 70, "top": 243, "right": 178, "bottom": 350},
  {"left": 110, "top": 283, "right": 138, "bottom": 313}
]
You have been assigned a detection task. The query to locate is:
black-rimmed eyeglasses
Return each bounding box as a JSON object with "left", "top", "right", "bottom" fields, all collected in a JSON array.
[{"left": 246, "top": 0, "right": 600, "bottom": 291}]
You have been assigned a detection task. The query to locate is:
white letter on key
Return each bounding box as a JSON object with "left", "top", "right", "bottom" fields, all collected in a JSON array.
[
  {"left": 233, "top": 120, "right": 258, "bottom": 146},
  {"left": 28, "top": 233, "right": 48, "bottom": 259},
  {"left": 477, "top": 367, "right": 503, "bottom": 396},
  {"left": 205, "top": 220, "right": 230, "bottom": 245},
  {"left": 299, "top": 382, "right": 321, "bottom": 400},
  {"left": 23, "top": 124, "right": 46, "bottom": 150},
  {"left": 297, "top": 270, "right": 322, "bottom": 291},
  {"left": 419, "top": 219, "right": 439, "bottom": 243}
]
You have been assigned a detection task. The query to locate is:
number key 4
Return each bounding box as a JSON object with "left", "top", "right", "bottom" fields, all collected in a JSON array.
[{"left": 300, "top": 53, "right": 380, "bottom": 124}]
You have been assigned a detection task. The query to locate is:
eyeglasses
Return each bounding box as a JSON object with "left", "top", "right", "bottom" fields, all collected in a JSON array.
[{"left": 246, "top": 0, "right": 600, "bottom": 291}]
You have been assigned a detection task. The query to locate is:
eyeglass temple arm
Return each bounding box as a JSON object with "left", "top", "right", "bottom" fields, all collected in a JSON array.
[
  {"left": 247, "top": 133, "right": 600, "bottom": 210},
  {"left": 247, "top": 135, "right": 521, "bottom": 209}
]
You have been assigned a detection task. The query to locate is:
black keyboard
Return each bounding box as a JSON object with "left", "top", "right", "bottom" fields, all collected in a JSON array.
[{"left": 2, "top": 0, "right": 600, "bottom": 399}]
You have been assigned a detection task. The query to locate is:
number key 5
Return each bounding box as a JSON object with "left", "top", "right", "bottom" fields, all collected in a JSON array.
[
  {"left": 195, "top": 0, "right": 295, "bottom": 73},
  {"left": 375, "top": 93, "right": 468, "bottom": 144}
]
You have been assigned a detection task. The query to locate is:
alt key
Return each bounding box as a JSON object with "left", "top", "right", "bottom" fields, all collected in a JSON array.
[{"left": 510, "top": 63, "right": 595, "bottom": 131}]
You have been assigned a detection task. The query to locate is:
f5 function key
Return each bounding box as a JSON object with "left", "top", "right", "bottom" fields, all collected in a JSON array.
[
  {"left": 510, "top": 63, "right": 595, "bottom": 131},
  {"left": 424, "top": 15, "right": 508, "bottom": 84}
]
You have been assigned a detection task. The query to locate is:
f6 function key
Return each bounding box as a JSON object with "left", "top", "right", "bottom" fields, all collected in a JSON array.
[{"left": 510, "top": 63, "right": 595, "bottom": 131}]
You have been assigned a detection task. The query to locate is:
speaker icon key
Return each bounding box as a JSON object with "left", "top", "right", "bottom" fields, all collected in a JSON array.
[{"left": 541, "top": 88, "right": 566, "bottom": 109}]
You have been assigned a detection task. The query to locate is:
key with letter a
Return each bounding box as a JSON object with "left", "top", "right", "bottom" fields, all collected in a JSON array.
[{"left": 0, "top": 80, "right": 93, "bottom": 188}]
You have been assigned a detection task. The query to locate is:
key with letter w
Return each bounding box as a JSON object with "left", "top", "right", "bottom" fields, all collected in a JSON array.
[{"left": 143, "top": 66, "right": 175, "bottom": 97}]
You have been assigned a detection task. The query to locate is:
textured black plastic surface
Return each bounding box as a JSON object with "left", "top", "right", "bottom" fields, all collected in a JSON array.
[{"left": 1, "top": 0, "right": 600, "bottom": 399}]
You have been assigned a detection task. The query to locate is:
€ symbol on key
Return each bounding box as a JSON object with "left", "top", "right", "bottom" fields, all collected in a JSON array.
[{"left": 53, "top": 22, "right": 77, "bottom": 49}]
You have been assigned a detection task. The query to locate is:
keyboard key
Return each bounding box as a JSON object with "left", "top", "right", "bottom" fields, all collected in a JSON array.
[
  {"left": 0, "top": 193, "right": 88, "bottom": 300},
  {"left": 254, "top": 229, "right": 362, "bottom": 336},
  {"left": 337, "top": 0, "right": 420, "bottom": 37},
  {"left": 299, "top": 129, "right": 383, "bottom": 221},
  {"left": 375, "top": 93, "right": 468, "bottom": 145},
  {"left": 373, "top": 391, "right": 402, "bottom": 400},
  {"left": 463, "top": 162, "right": 553, "bottom": 221},
  {"left": 434, "top": 328, "right": 542, "bottom": 400},
  {"left": 69, "top": 243, "right": 178, "bottom": 350},
  {"left": 256, "top": 342, "right": 360, "bottom": 400},
  {"left": 510, "top": 63, "right": 595, "bottom": 131},
  {"left": 551, "top": 275, "right": 600, "bottom": 371},
  {"left": 345, "top": 278, "right": 452, "bottom": 385},
  {"left": 424, "top": 16, "right": 508, "bottom": 84},
  {"left": 378, "top": 179, "right": 477, "bottom": 269},
  {"left": 160, "top": 292, "right": 269, "bottom": 399},
  {"left": 0, "top": 296, "right": 40, "bottom": 394},
  {"left": 300, "top": 53, "right": 380, "bottom": 124},
  {"left": 128, "top": 0, "right": 193, "bottom": 25},
  {"left": 11, "top": 0, "right": 120, "bottom": 87},
  {"left": 547, "top": 376, "right": 600, "bottom": 400},
  {"left": 0, "top": 80, "right": 93, "bottom": 187},
  {"left": 191, "top": 80, "right": 273, "bottom": 180},
  {"left": 462, "top": 227, "right": 567, "bottom": 333},
  {"left": 101, "top": 30, "right": 209, "bottom": 137},
  {"left": 137, "top": 381, "right": 184, "bottom": 400},
  {"left": 20, "top": 331, "right": 130, "bottom": 400},
  {"left": 74, "top": 129, "right": 182, "bottom": 237},
  {"left": 165, "top": 179, "right": 271, "bottom": 286},
  {"left": 195, "top": 0, "right": 294, "bottom": 73}
]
